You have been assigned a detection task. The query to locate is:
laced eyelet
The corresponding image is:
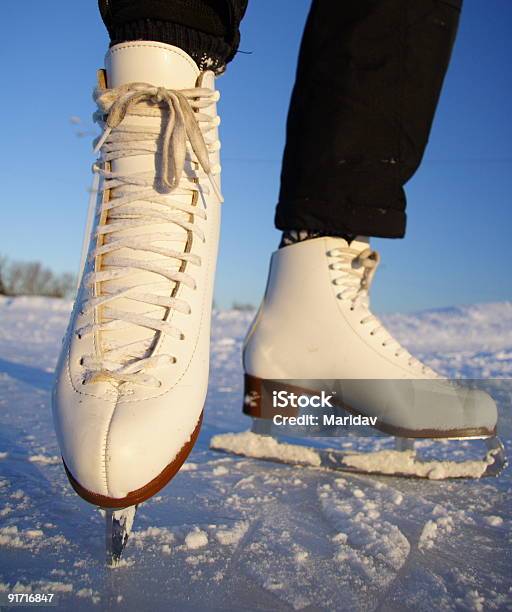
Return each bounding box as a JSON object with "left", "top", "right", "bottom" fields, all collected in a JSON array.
[
  {"left": 79, "top": 357, "right": 84, "bottom": 366},
  {"left": 88, "top": 84, "right": 231, "bottom": 381},
  {"left": 382, "top": 343, "right": 387, "bottom": 347}
]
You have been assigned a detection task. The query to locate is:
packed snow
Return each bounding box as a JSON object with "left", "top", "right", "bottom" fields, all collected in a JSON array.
[
  {"left": 211, "top": 431, "right": 322, "bottom": 466},
  {"left": 184, "top": 529, "right": 208, "bottom": 550},
  {"left": 0, "top": 296, "right": 511, "bottom": 610},
  {"left": 211, "top": 434, "right": 503, "bottom": 479}
]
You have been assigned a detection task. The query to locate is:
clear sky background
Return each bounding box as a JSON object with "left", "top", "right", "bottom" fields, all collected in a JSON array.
[{"left": 0, "top": 0, "right": 510, "bottom": 312}]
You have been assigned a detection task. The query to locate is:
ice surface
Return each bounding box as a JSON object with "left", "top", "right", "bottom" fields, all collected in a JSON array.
[{"left": 0, "top": 297, "right": 510, "bottom": 610}]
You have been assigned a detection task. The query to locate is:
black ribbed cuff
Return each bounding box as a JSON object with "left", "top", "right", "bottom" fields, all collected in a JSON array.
[{"left": 107, "top": 19, "right": 232, "bottom": 73}]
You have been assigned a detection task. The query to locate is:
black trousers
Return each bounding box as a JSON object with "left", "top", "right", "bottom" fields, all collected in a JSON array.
[{"left": 99, "top": 0, "right": 462, "bottom": 238}]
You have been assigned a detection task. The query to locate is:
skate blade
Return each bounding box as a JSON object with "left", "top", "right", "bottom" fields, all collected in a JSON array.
[
  {"left": 104, "top": 505, "right": 137, "bottom": 567},
  {"left": 210, "top": 430, "right": 507, "bottom": 480}
]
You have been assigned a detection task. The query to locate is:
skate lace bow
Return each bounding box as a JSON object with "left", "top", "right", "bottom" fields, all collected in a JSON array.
[
  {"left": 93, "top": 82, "right": 222, "bottom": 199},
  {"left": 329, "top": 247, "right": 380, "bottom": 301},
  {"left": 329, "top": 246, "right": 436, "bottom": 375},
  {"left": 76, "top": 81, "right": 222, "bottom": 388}
]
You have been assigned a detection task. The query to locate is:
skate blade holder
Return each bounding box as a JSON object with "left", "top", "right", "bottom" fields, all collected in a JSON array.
[
  {"left": 235, "top": 377, "right": 508, "bottom": 479},
  {"left": 104, "top": 505, "right": 138, "bottom": 566}
]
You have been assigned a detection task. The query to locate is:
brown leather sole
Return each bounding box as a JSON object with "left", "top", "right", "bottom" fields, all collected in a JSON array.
[
  {"left": 243, "top": 374, "right": 496, "bottom": 440},
  {"left": 63, "top": 411, "right": 203, "bottom": 508}
]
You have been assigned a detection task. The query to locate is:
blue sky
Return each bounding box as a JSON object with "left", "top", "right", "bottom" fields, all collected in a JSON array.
[{"left": 1, "top": 0, "right": 510, "bottom": 311}]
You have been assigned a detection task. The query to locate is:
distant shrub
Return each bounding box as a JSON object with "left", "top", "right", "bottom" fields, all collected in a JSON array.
[
  {"left": 0, "top": 256, "right": 75, "bottom": 299},
  {"left": 231, "top": 302, "right": 255, "bottom": 311}
]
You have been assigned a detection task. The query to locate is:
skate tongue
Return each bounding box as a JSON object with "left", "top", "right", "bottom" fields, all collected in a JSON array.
[
  {"left": 323, "top": 235, "right": 375, "bottom": 308},
  {"left": 351, "top": 235, "right": 370, "bottom": 251},
  {"left": 105, "top": 41, "right": 200, "bottom": 89},
  {"left": 324, "top": 235, "right": 369, "bottom": 254},
  {"left": 97, "top": 43, "right": 203, "bottom": 366}
]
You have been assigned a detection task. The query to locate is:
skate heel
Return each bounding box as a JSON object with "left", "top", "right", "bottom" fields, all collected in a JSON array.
[
  {"left": 243, "top": 374, "right": 273, "bottom": 419},
  {"left": 242, "top": 374, "right": 295, "bottom": 419},
  {"left": 242, "top": 374, "right": 306, "bottom": 419}
]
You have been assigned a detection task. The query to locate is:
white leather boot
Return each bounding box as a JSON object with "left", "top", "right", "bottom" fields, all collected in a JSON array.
[
  {"left": 243, "top": 237, "right": 498, "bottom": 438},
  {"left": 53, "top": 41, "right": 222, "bottom": 508}
]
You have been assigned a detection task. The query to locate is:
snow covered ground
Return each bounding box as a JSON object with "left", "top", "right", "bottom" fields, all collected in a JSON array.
[{"left": 0, "top": 297, "right": 511, "bottom": 611}]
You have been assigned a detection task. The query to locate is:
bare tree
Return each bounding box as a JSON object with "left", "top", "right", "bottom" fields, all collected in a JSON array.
[
  {"left": 49, "top": 272, "right": 75, "bottom": 298},
  {"left": 232, "top": 301, "right": 255, "bottom": 311},
  {"left": 0, "top": 256, "right": 7, "bottom": 295},
  {"left": 0, "top": 255, "right": 75, "bottom": 298}
]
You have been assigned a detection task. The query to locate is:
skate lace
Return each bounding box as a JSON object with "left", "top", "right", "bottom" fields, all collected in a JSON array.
[
  {"left": 328, "top": 246, "right": 438, "bottom": 376},
  {"left": 76, "top": 81, "right": 222, "bottom": 388}
]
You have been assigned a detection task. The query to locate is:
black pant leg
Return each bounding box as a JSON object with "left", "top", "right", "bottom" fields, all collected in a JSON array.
[
  {"left": 98, "top": 0, "right": 248, "bottom": 73},
  {"left": 276, "top": 0, "right": 463, "bottom": 239}
]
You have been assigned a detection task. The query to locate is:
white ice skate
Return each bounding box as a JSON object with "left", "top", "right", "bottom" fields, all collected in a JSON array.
[
  {"left": 211, "top": 237, "right": 506, "bottom": 479},
  {"left": 52, "top": 41, "right": 222, "bottom": 564}
]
